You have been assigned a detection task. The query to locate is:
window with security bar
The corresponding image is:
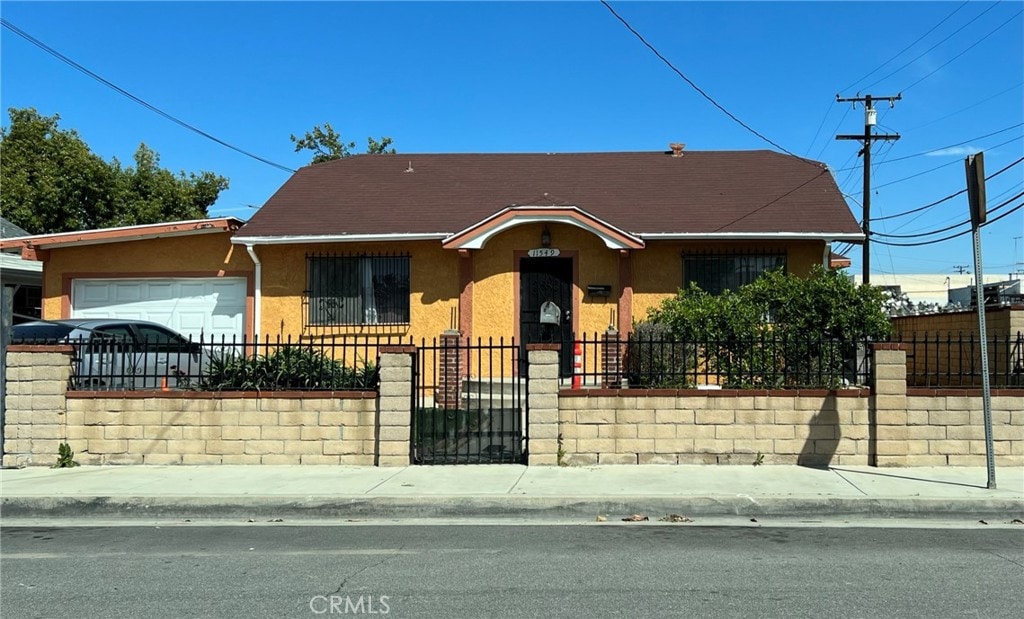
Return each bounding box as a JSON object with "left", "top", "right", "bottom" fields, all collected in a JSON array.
[
  {"left": 306, "top": 253, "right": 411, "bottom": 326},
  {"left": 683, "top": 251, "right": 786, "bottom": 295}
]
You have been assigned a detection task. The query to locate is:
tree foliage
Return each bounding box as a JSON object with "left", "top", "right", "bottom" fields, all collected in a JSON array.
[
  {"left": 0, "top": 107, "right": 229, "bottom": 234},
  {"left": 290, "top": 122, "right": 395, "bottom": 164}
]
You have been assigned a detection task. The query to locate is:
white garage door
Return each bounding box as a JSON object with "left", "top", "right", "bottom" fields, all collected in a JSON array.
[{"left": 71, "top": 278, "right": 247, "bottom": 341}]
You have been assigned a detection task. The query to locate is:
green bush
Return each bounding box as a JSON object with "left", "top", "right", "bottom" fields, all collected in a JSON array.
[
  {"left": 636, "top": 266, "right": 889, "bottom": 389},
  {"left": 199, "top": 345, "right": 378, "bottom": 391}
]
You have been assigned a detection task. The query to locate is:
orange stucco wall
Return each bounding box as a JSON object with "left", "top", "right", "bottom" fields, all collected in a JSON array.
[
  {"left": 254, "top": 241, "right": 459, "bottom": 343},
  {"left": 631, "top": 240, "right": 826, "bottom": 324},
  {"left": 40, "top": 232, "right": 253, "bottom": 321}
]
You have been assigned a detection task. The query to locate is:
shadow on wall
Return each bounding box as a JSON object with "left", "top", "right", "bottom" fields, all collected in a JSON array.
[{"left": 798, "top": 394, "right": 839, "bottom": 468}]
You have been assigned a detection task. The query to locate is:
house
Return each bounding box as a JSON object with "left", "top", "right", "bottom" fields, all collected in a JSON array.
[
  {"left": 1, "top": 217, "right": 43, "bottom": 324},
  {"left": 2, "top": 148, "right": 862, "bottom": 371}
]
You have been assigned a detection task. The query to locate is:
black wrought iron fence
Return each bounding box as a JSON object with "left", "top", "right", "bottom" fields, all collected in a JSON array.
[
  {"left": 34, "top": 334, "right": 405, "bottom": 392},
  {"left": 573, "top": 331, "right": 871, "bottom": 390},
  {"left": 896, "top": 331, "right": 1024, "bottom": 388},
  {"left": 412, "top": 337, "right": 526, "bottom": 464}
]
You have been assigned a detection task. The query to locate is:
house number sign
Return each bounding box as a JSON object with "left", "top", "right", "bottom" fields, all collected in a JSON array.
[{"left": 528, "top": 248, "right": 560, "bottom": 258}]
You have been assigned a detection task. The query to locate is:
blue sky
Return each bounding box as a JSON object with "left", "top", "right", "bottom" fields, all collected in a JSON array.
[{"left": 2, "top": 1, "right": 1022, "bottom": 278}]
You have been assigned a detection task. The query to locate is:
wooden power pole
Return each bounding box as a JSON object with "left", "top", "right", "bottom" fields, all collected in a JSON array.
[{"left": 836, "top": 93, "right": 901, "bottom": 285}]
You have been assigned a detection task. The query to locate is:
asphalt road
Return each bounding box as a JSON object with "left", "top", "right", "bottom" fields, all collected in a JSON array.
[{"left": 2, "top": 523, "right": 1022, "bottom": 618}]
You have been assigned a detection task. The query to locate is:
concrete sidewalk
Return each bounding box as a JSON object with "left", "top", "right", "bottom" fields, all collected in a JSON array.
[{"left": 2, "top": 464, "right": 1022, "bottom": 523}]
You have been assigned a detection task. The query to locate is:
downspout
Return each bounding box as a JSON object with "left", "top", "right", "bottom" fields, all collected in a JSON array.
[
  {"left": 244, "top": 244, "right": 262, "bottom": 341},
  {"left": 823, "top": 241, "right": 832, "bottom": 270}
]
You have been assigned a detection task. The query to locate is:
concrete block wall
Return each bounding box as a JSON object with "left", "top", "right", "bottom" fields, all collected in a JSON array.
[{"left": 558, "top": 390, "right": 871, "bottom": 466}]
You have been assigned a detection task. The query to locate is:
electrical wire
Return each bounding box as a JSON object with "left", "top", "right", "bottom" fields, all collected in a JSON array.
[
  {"left": 901, "top": 7, "right": 1024, "bottom": 93},
  {"left": 872, "top": 202, "right": 1022, "bottom": 246},
  {"left": 871, "top": 191, "right": 1024, "bottom": 238},
  {"left": 871, "top": 156, "right": 1024, "bottom": 222},
  {"left": 906, "top": 81, "right": 1024, "bottom": 131},
  {"left": 838, "top": 1, "right": 970, "bottom": 94},
  {"left": 859, "top": 1, "right": 1002, "bottom": 92},
  {"left": 833, "top": 123, "right": 1023, "bottom": 171},
  {"left": 710, "top": 169, "right": 831, "bottom": 232},
  {"left": 599, "top": 1, "right": 814, "bottom": 164},
  {"left": 0, "top": 18, "right": 297, "bottom": 174}
]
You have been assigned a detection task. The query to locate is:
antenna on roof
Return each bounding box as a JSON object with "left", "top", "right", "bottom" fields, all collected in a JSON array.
[{"left": 404, "top": 161, "right": 414, "bottom": 173}]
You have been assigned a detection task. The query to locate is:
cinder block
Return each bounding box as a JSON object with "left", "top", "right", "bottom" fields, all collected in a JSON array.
[
  {"left": 876, "top": 410, "right": 908, "bottom": 426},
  {"left": 562, "top": 424, "right": 598, "bottom": 440},
  {"left": 695, "top": 410, "right": 734, "bottom": 425},
  {"left": 946, "top": 454, "right": 986, "bottom": 466},
  {"left": 324, "top": 440, "right": 362, "bottom": 455},
  {"left": 732, "top": 439, "right": 775, "bottom": 454},
  {"left": 181, "top": 454, "right": 224, "bottom": 465},
  {"left": 873, "top": 363, "right": 907, "bottom": 381},
  {"left": 638, "top": 396, "right": 676, "bottom": 410},
  {"left": 261, "top": 454, "right": 301, "bottom": 465},
  {"left": 654, "top": 409, "right": 694, "bottom": 424},
  {"left": 29, "top": 424, "right": 64, "bottom": 440},
  {"left": 772, "top": 439, "right": 807, "bottom": 455},
  {"left": 279, "top": 411, "right": 319, "bottom": 426},
  {"left": 907, "top": 396, "right": 944, "bottom": 411},
  {"left": 377, "top": 441, "right": 409, "bottom": 456},
  {"left": 873, "top": 379, "right": 906, "bottom": 396},
  {"left": 530, "top": 423, "right": 559, "bottom": 439},
  {"left": 205, "top": 440, "right": 245, "bottom": 455},
  {"left": 221, "top": 426, "right": 261, "bottom": 440},
  {"left": 143, "top": 453, "right": 184, "bottom": 465},
  {"left": 378, "top": 381, "right": 412, "bottom": 398},
  {"left": 617, "top": 409, "right": 655, "bottom": 424},
  {"left": 930, "top": 410, "right": 970, "bottom": 426},
  {"left": 875, "top": 440, "right": 910, "bottom": 456},
  {"left": 755, "top": 425, "right": 795, "bottom": 439},
  {"left": 615, "top": 438, "right": 654, "bottom": 454},
  {"left": 283, "top": 440, "right": 323, "bottom": 455},
  {"left": 83, "top": 411, "right": 122, "bottom": 426},
  {"left": 87, "top": 439, "right": 127, "bottom": 454},
  {"left": 528, "top": 453, "right": 559, "bottom": 466},
  {"left": 735, "top": 410, "right": 774, "bottom": 425},
  {"left": 300, "top": 426, "right": 342, "bottom": 441},
  {"left": 676, "top": 425, "right": 715, "bottom": 439},
  {"left": 716, "top": 425, "right": 755, "bottom": 440},
  {"left": 378, "top": 455, "right": 410, "bottom": 467},
  {"left": 654, "top": 438, "right": 693, "bottom": 454},
  {"left": 947, "top": 425, "right": 986, "bottom": 440},
  {"left": 243, "top": 440, "right": 284, "bottom": 455},
  {"left": 637, "top": 424, "right": 676, "bottom": 439},
  {"left": 638, "top": 453, "right": 678, "bottom": 465},
  {"left": 378, "top": 396, "right": 411, "bottom": 413},
  {"left": 873, "top": 395, "right": 907, "bottom": 411},
  {"left": 598, "top": 424, "right": 637, "bottom": 439},
  {"left": 126, "top": 439, "right": 167, "bottom": 454},
  {"left": 378, "top": 426, "right": 410, "bottom": 442},
  {"left": 907, "top": 426, "right": 946, "bottom": 440},
  {"left": 576, "top": 438, "right": 616, "bottom": 453},
  {"left": 597, "top": 453, "right": 638, "bottom": 465},
  {"left": 942, "top": 396, "right": 976, "bottom": 411},
  {"left": 341, "top": 454, "right": 375, "bottom": 466},
  {"left": 164, "top": 439, "right": 206, "bottom": 455},
  {"left": 527, "top": 393, "right": 558, "bottom": 410},
  {"left": 161, "top": 411, "right": 202, "bottom": 426},
  {"left": 565, "top": 453, "right": 598, "bottom": 466},
  {"left": 320, "top": 411, "right": 360, "bottom": 427},
  {"left": 677, "top": 453, "right": 719, "bottom": 465},
  {"left": 301, "top": 455, "right": 341, "bottom": 465},
  {"left": 220, "top": 454, "right": 262, "bottom": 465},
  {"left": 260, "top": 426, "right": 302, "bottom": 440},
  {"left": 577, "top": 409, "right": 616, "bottom": 424},
  {"left": 529, "top": 439, "right": 559, "bottom": 454}
]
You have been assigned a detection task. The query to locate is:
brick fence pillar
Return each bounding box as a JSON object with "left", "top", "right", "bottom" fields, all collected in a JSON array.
[
  {"left": 871, "top": 343, "right": 909, "bottom": 467},
  {"left": 602, "top": 327, "right": 623, "bottom": 389},
  {"left": 437, "top": 330, "right": 462, "bottom": 409},
  {"left": 527, "top": 343, "right": 560, "bottom": 466},
  {"left": 377, "top": 346, "right": 415, "bottom": 466},
  {"left": 3, "top": 345, "right": 74, "bottom": 467}
]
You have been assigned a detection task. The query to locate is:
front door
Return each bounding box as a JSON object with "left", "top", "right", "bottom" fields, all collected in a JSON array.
[{"left": 520, "top": 257, "right": 574, "bottom": 376}]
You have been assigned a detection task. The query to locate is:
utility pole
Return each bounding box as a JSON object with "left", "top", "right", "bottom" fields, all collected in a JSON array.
[
  {"left": 953, "top": 265, "right": 970, "bottom": 275},
  {"left": 836, "top": 93, "right": 901, "bottom": 285}
]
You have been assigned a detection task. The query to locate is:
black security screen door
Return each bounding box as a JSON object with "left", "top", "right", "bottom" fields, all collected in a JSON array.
[{"left": 520, "top": 257, "right": 573, "bottom": 376}]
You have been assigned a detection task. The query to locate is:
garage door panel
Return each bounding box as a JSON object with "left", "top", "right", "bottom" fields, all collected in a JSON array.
[{"left": 72, "top": 278, "right": 247, "bottom": 341}]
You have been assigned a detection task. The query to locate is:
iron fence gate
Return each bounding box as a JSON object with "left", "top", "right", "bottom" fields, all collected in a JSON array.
[{"left": 411, "top": 337, "right": 527, "bottom": 464}]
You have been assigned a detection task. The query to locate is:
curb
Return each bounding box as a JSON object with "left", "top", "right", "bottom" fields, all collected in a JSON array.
[{"left": 4, "top": 495, "right": 1023, "bottom": 522}]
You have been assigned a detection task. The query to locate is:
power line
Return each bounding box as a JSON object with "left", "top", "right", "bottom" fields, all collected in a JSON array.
[
  {"left": 871, "top": 190, "right": 1024, "bottom": 239},
  {"left": 834, "top": 122, "right": 1023, "bottom": 171},
  {"left": 871, "top": 156, "right": 1024, "bottom": 222},
  {"left": 599, "top": 1, "right": 810, "bottom": 162},
  {"left": 872, "top": 202, "right": 1022, "bottom": 247},
  {"left": 859, "top": 1, "right": 1002, "bottom": 92},
  {"left": 901, "top": 7, "right": 1024, "bottom": 93},
  {"left": 711, "top": 168, "right": 831, "bottom": 233},
  {"left": 906, "top": 81, "right": 1024, "bottom": 131},
  {"left": 838, "top": 1, "right": 970, "bottom": 93},
  {"left": 0, "top": 18, "right": 297, "bottom": 174}
]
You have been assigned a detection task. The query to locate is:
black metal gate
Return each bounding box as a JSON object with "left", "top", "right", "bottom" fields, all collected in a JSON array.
[
  {"left": 411, "top": 337, "right": 527, "bottom": 464},
  {"left": 520, "top": 257, "right": 574, "bottom": 377}
]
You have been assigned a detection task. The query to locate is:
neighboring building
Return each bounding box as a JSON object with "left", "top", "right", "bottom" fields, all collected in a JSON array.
[
  {"left": 1, "top": 217, "right": 42, "bottom": 324},
  {"left": 852, "top": 273, "right": 1015, "bottom": 308},
  {"left": 1, "top": 148, "right": 862, "bottom": 370}
]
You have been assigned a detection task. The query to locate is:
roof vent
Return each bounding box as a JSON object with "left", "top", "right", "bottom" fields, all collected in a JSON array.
[
  {"left": 669, "top": 143, "right": 685, "bottom": 157},
  {"left": 404, "top": 161, "right": 414, "bottom": 173}
]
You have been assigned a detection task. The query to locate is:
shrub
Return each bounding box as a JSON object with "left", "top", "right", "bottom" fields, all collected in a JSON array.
[{"left": 199, "top": 345, "right": 378, "bottom": 391}]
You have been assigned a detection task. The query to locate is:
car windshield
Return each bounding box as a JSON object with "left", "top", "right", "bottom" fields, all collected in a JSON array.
[{"left": 11, "top": 324, "right": 78, "bottom": 342}]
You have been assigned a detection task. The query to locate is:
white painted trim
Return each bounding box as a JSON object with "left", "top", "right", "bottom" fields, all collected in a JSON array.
[
  {"left": 231, "top": 233, "right": 448, "bottom": 245},
  {"left": 445, "top": 205, "right": 644, "bottom": 250},
  {"left": 639, "top": 232, "right": 865, "bottom": 242},
  {"left": 244, "top": 244, "right": 262, "bottom": 341},
  {"left": 458, "top": 215, "right": 634, "bottom": 250}
]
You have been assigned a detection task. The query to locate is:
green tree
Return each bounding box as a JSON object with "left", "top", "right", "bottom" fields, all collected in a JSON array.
[
  {"left": 290, "top": 122, "right": 395, "bottom": 164},
  {"left": 0, "top": 107, "right": 228, "bottom": 234}
]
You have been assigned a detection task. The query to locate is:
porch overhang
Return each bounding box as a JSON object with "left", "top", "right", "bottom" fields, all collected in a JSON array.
[{"left": 442, "top": 206, "right": 645, "bottom": 251}]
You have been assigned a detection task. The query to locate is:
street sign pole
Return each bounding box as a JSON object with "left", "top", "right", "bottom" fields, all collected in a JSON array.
[{"left": 965, "top": 152, "right": 995, "bottom": 489}]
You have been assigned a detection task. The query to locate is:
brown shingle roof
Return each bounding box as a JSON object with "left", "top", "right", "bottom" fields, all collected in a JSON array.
[{"left": 238, "top": 150, "right": 860, "bottom": 238}]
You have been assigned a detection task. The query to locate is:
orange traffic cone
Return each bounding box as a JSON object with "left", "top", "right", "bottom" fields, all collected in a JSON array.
[{"left": 572, "top": 342, "right": 582, "bottom": 389}]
